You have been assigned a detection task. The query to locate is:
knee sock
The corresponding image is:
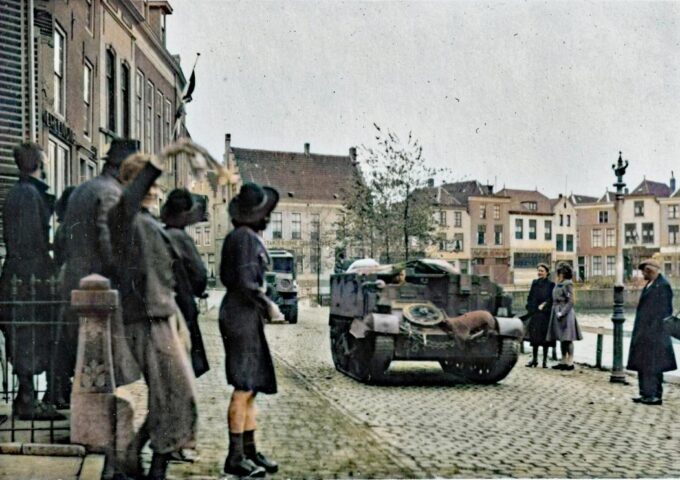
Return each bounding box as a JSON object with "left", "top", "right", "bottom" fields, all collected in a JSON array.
[
  {"left": 244, "top": 430, "right": 257, "bottom": 457},
  {"left": 227, "top": 432, "right": 244, "bottom": 462}
]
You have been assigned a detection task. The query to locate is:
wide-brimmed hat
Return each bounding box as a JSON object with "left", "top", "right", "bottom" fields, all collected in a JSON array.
[
  {"left": 161, "top": 188, "right": 206, "bottom": 228},
  {"left": 229, "top": 182, "right": 279, "bottom": 224},
  {"left": 104, "top": 138, "right": 140, "bottom": 166},
  {"left": 638, "top": 258, "right": 661, "bottom": 270}
]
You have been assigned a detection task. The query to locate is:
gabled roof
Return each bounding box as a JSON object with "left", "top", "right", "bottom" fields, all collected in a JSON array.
[
  {"left": 418, "top": 186, "right": 463, "bottom": 207},
  {"left": 233, "top": 146, "right": 358, "bottom": 202},
  {"left": 630, "top": 179, "right": 672, "bottom": 198},
  {"left": 570, "top": 194, "right": 598, "bottom": 205},
  {"left": 598, "top": 191, "right": 615, "bottom": 203},
  {"left": 496, "top": 188, "right": 552, "bottom": 214},
  {"left": 440, "top": 180, "right": 493, "bottom": 206}
]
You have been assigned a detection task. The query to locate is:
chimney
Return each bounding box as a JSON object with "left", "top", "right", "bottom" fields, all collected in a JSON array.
[
  {"left": 427, "top": 178, "right": 434, "bottom": 188},
  {"left": 558, "top": 193, "right": 563, "bottom": 199},
  {"left": 304, "top": 142, "right": 310, "bottom": 155},
  {"left": 671, "top": 171, "right": 676, "bottom": 193},
  {"left": 225, "top": 133, "right": 231, "bottom": 152},
  {"left": 349, "top": 146, "right": 357, "bottom": 163}
]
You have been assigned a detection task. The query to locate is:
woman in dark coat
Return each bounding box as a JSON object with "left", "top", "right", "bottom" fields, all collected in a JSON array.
[
  {"left": 546, "top": 262, "right": 582, "bottom": 371},
  {"left": 525, "top": 263, "right": 555, "bottom": 368},
  {"left": 627, "top": 258, "right": 677, "bottom": 405},
  {"left": 220, "top": 182, "right": 280, "bottom": 478},
  {"left": 161, "top": 188, "right": 209, "bottom": 378}
]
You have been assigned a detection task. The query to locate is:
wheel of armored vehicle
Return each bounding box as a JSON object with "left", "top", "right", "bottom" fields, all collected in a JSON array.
[
  {"left": 330, "top": 318, "right": 394, "bottom": 383},
  {"left": 440, "top": 338, "right": 519, "bottom": 384}
]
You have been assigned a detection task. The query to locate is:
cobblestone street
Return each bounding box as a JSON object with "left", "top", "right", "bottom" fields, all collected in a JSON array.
[{"left": 150, "top": 301, "right": 680, "bottom": 479}]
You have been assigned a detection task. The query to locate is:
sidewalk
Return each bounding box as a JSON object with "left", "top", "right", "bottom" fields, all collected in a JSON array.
[{"left": 0, "top": 443, "right": 104, "bottom": 480}]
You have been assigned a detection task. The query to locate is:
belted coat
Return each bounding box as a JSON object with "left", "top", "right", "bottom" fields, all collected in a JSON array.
[
  {"left": 525, "top": 277, "right": 555, "bottom": 347},
  {"left": 627, "top": 274, "right": 677, "bottom": 373}
]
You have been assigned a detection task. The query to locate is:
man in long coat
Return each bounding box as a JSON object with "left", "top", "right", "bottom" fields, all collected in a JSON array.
[
  {"left": 627, "top": 258, "right": 677, "bottom": 405},
  {"left": 0, "top": 142, "right": 62, "bottom": 420},
  {"left": 53, "top": 139, "right": 141, "bottom": 405}
]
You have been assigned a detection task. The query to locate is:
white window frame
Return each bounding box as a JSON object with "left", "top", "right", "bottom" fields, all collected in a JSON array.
[{"left": 53, "top": 25, "right": 66, "bottom": 116}]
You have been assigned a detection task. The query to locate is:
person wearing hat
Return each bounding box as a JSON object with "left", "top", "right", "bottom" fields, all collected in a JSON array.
[
  {"left": 219, "top": 182, "right": 281, "bottom": 477},
  {"left": 627, "top": 258, "right": 676, "bottom": 405},
  {"left": 52, "top": 138, "right": 142, "bottom": 409},
  {"left": 546, "top": 262, "right": 582, "bottom": 370},
  {"left": 0, "top": 142, "right": 63, "bottom": 420},
  {"left": 107, "top": 139, "right": 204, "bottom": 480},
  {"left": 524, "top": 263, "right": 555, "bottom": 368},
  {"left": 161, "top": 188, "right": 210, "bottom": 379}
]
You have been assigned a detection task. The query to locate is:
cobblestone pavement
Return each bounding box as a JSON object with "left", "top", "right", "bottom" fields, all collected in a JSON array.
[{"left": 131, "top": 302, "right": 680, "bottom": 479}]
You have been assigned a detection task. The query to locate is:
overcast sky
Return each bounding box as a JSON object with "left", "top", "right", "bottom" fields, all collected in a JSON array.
[{"left": 167, "top": 1, "right": 680, "bottom": 198}]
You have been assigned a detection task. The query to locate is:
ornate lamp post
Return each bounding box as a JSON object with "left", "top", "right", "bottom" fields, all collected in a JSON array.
[{"left": 610, "top": 152, "right": 628, "bottom": 384}]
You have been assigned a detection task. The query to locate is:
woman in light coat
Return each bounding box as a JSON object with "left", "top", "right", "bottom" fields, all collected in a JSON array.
[{"left": 546, "top": 262, "right": 582, "bottom": 370}]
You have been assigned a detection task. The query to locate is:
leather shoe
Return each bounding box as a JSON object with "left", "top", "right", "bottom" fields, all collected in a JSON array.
[
  {"left": 525, "top": 361, "right": 538, "bottom": 368},
  {"left": 249, "top": 452, "right": 278, "bottom": 473},
  {"left": 223, "top": 458, "right": 266, "bottom": 477},
  {"left": 563, "top": 365, "right": 575, "bottom": 371},
  {"left": 640, "top": 397, "right": 662, "bottom": 405},
  {"left": 631, "top": 397, "right": 643, "bottom": 403},
  {"left": 551, "top": 364, "right": 565, "bottom": 370}
]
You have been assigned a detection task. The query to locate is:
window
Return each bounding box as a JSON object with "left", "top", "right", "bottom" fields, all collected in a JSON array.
[
  {"left": 145, "top": 81, "right": 154, "bottom": 153},
  {"left": 556, "top": 233, "right": 564, "bottom": 251},
  {"left": 670, "top": 205, "right": 679, "bottom": 219},
  {"left": 599, "top": 211, "right": 609, "bottom": 224},
  {"left": 310, "top": 213, "right": 320, "bottom": 241},
  {"left": 155, "top": 90, "right": 163, "bottom": 153},
  {"left": 559, "top": 214, "right": 564, "bottom": 226},
  {"left": 310, "top": 254, "right": 320, "bottom": 274},
  {"left": 437, "top": 233, "right": 447, "bottom": 250},
  {"left": 665, "top": 262, "right": 673, "bottom": 276},
  {"left": 480, "top": 205, "right": 486, "bottom": 219},
  {"left": 544, "top": 220, "right": 552, "bottom": 240},
  {"left": 83, "top": 61, "right": 93, "bottom": 137},
  {"left": 522, "top": 201, "right": 537, "bottom": 211},
  {"left": 454, "top": 211, "right": 462, "bottom": 228},
  {"left": 295, "top": 254, "right": 304, "bottom": 274},
  {"left": 606, "top": 256, "right": 615, "bottom": 276},
  {"left": 566, "top": 234, "right": 574, "bottom": 252},
  {"left": 528, "top": 220, "right": 537, "bottom": 240},
  {"left": 164, "top": 99, "right": 172, "bottom": 145},
  {"left": 625, "top": 224, "right": 637, "bottom": 244},
  {"left": 513, "top": 252, "right": 551, "bottom": 268},
  {"left": 195, "top": 226, "right": 203, "bottom": 246},
  {"left": 494, "top": 224, "right": 503, "bottom": 245},
  {"left": 439, "top": 210, "right": 447, "bottom": 226},
  {"left": 477, "top": 224, "right": 486, "bottom": 245},
  {"left": 271, "top": 212, "right": 282, "bottom": 239},
  {"left": 606, "top": 228, "right": 615, "bottom": 247},
  {"left": 453, "top": 233, "right": 464, "bottom": 251},
  {"left": 642, "top": 223, "right": 654, "bottom": 244},
  {"left": 493, "top": 205, "right": 500, "bottom": 220},
  {"left": 634, "top": 201, "right": 644, "bottom": 217},
  {"left": 669, "top": 225, "right": 679, "bottom": 245},
  {"left": 53, "top": 26, "right": 66, "bottom": 115},
  {"left": 79, "top": 157, "right": 96, "bottom": 184},
  {"left": 85, "top": 0, "right": 94, "bottom": 31},
  {"left": 592, "top": 256, "right": 603, "bottom": 276},
  {"left": 291, "top": 213, "right": 301, "bottom": 240},
  {"left": 135, "top": 71, "right": 144, "bottom": 142},
  {"left": 515, "top": 219, "right": 523, "bottom": 240},
  {"left": 47, "top": 139, "right": 70, "bottom": 198},
  {"left": 121, "top": 63, "right": 131, "bottom": 137},
  {"left": 106, "top": 48, "right": 116, "bottom": 132},
  {"left": 203, "top": 226, "right": 211, "bottom": 246},
  {"left": 591, "top": 229, "right": 602, "bottom": 248},
  {"left": 566, "top": 215, "right": 571, "bottom": 227}
]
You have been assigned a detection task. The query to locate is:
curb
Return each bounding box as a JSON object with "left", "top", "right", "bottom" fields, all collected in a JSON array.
[{"left": 0, "top": 442, "right": 86, "bottom": 457}]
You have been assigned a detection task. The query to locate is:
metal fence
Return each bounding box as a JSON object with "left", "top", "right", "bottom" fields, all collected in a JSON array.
[{"left": 0, "top": 274, "right": 72, "bottom": 443}]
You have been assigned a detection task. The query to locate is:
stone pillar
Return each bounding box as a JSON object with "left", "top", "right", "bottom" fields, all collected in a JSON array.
[{"left": 70, "top": 274, "right": 139, "bottom": 478}]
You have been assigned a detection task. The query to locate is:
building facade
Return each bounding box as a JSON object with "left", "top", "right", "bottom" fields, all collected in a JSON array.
[
  {"left": 551, "top": 194, "right": 578, "bottom": 272},
  {"left": 659, "top": 189, "right": 680, "bottom": 278},
  {"left": 468, "top": 194, "right": 512, "bottom": 284},
  {"left": 426, "top": 185, "right": 471, "bottom": 273},
  {"left": 575, "top": 192, "right": 618, "bottom": 281}
]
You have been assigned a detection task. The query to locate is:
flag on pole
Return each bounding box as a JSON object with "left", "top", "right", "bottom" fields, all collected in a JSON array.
[{"left": 174, "top": 53, "right": 200, "bottom": 139}]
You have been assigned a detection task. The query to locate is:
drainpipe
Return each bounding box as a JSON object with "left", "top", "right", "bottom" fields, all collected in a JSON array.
[{"left": 28, "top": 0, "right": 36, "bottom": 141}]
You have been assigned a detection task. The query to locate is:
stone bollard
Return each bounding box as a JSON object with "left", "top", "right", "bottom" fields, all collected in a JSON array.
[{"left": 70, "top": 274, "right": 138, "bottom": 479}]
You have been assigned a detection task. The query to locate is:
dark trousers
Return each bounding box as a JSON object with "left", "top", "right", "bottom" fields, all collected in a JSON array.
[{"left": 638, "top": 370, "right": 663, "bottom": 399}]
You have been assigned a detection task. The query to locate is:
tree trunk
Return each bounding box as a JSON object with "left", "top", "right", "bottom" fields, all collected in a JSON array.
[{"left": 403, "top": 190, "right": 410, "bottom": 261}]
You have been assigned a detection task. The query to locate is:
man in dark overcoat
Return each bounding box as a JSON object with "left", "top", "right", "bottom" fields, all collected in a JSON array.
[
  {"left": 627, "top": 258, "right": 677, "bottom": 405},
  {"left": 0, "top": 142, "right": 62, "bottom": 420},
  {"left": 52, "top": 139, "right": 142, "bottom": 406}
]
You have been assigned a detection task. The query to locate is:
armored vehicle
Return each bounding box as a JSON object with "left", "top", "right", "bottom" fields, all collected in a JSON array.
[
  {"left": 329, "top": 259, "right": 524, "bottom": 384},
  {"left": 265, "top": 249, "right": 298, "bottom": 323}
]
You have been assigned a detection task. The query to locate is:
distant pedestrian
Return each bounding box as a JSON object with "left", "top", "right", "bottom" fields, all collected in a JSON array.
[
  {"left": 56, "top": 139, "right": 142, "bottom": 407},
  {"left": 524, "top": 263, "right": 555, "bottom": 368},
  {"left": 546, "top": 262, "right": 582, "bottom": 370},
  {"left": 161, "top": 188, "right": 210, "bottom": 378},
  {"left": 0, "top": 142, "right": 62, "bottom": 420},
  {"left": 220, "top": 182, "right": 280, "bottom": 478},
  {"left": 108, "top": 139, "right": 203, "bottom": 480},
  {"left": 627, "top": 258, "right": 676, "bottom": 406}
]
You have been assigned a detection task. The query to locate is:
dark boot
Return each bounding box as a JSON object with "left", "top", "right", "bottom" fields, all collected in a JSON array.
[
  {"left": 13, "top": 375, "right": 65, "bottom": 421},
  {"left": 224, "top": 432, "right": 265, "bottom": 477},
  {"left": 148, "top": 452, "right": 171, "bottom": 480},
  {"left": 244, "top": 429, "right": 278, "bottom": 473}
]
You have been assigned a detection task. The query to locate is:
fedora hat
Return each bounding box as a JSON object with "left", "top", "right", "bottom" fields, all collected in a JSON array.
[
  {"left": 104, "top": 138, "right": 140, "bottom": 166},
  {"left": 161, "top": 188, "right": 207, "bottom": 228},
  {"left": 229, "top": 182, "right": 279, "bottom": 225},
  {"left": 638, "top": 258, "right": 661, "bottom": 270}
]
